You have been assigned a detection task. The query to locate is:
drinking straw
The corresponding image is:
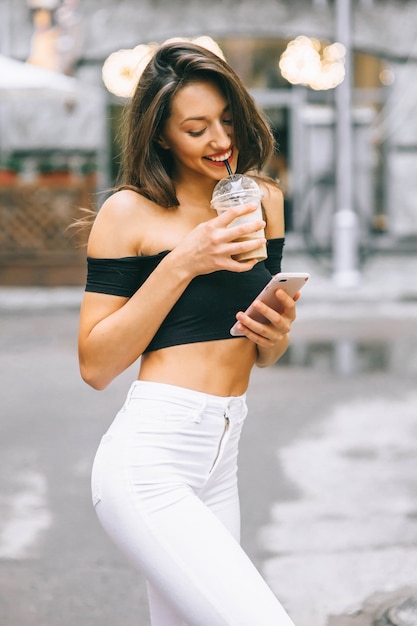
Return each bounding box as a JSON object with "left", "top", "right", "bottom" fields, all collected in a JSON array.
[{"left": 223, "top": 160, "right": 233, "bottom": 176}]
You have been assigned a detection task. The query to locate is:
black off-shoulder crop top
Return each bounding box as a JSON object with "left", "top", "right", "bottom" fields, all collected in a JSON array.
[{"left": 85, "top": 238, "right": 284, "bottom": 353}]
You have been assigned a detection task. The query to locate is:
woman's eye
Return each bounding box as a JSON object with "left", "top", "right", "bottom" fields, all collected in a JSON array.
[
  {"left": 188, "top": 129, "right": 206, "bottom": 137},
  {"left": 223, "top": 119, "right": 233, "bottom": 126}
]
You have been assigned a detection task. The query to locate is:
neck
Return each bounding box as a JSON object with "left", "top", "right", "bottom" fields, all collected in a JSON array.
[{"left": 175, "top": 175, "right": 218, "bottom": 211}]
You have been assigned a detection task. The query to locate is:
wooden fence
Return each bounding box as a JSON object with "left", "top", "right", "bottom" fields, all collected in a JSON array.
[{"left": 0, "top": 174, "right": 96, "bottom": 286}]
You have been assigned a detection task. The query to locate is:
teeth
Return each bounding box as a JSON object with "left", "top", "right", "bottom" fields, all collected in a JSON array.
[{"left": 207, "top": 150, "right": 232, "bottom": 162}]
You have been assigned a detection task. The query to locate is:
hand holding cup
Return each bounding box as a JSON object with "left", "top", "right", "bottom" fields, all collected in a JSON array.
[{"left": 211, "top": 174, "right": 267, "bottom": 262}]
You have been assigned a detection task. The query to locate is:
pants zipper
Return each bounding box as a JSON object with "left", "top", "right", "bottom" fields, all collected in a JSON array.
[{"left": 210, "top": 413, "right": 230, "bottom": 473}]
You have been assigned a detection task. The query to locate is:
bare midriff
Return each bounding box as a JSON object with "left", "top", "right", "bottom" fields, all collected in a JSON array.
[{"left": 138, "top": 337, "right": 257, "bottom": 397}]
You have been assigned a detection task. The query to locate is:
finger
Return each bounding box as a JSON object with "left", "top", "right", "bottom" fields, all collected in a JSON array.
[
  {"left": 227, "top": 219, "right": 266, "bottom": 239},
  {"left": 237, "top": 301, "right": 292, "bottom": 334},
  {"left": 226, "top": 236, "right": 267, "bottom": 259},
  {"left": 210, "top": 215, "right": 265, "bottom": 244},
  {"left": 214, "top": 203, "right": 260, "bottom": 226},
  {"left": 269, "top": 289, "right": 297, "bottom": 321},
  {"left": 232, "top": 321, "right": 276, "bottom": 347},
  {"left": 222, "top": 257, "right": 260, "bottom": 273}
]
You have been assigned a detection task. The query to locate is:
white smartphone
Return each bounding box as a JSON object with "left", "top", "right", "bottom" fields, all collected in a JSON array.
[{"left": 230, "top": 272, "right": 310, "bottom": 336}]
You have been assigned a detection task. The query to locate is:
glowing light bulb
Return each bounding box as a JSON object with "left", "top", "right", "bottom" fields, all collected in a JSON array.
[{"left": 279, "top": 36, "right": 346, "bottom": 91}]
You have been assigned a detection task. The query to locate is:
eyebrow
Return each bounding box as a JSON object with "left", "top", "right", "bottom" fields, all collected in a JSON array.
[
  {"left": 180, "top": 116, "right": 206, "bottom": 125},
  {"left": 180, "top": 104, "right": 230, "bottom": 126}
]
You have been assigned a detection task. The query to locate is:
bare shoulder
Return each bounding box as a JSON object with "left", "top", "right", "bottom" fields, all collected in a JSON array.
[
  {"left": 258, "top": 178, "right": 285, "bottom": 238},
  {"left": 87, "top": 189, "right": 150, "bottom": 258}
]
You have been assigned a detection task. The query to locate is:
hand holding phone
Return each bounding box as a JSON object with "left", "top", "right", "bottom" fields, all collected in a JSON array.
[{"left": 230, "top": 272, "right": 310, "bottom": 336}]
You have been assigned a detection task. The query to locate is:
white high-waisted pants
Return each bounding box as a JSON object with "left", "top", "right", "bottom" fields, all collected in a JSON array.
[{"left": 91, "top": 380, "right": 295, "bottom": 626}]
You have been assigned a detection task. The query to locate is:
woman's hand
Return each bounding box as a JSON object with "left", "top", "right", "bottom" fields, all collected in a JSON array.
[
  {"left": 233, "top": 288, "right": 300, "bottom": 367},
  {"left": 171, "top": 203, "right": 266, "bottom": 277}
]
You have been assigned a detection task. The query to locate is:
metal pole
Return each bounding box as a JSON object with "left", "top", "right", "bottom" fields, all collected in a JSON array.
[
  {"left": 289, "top": 86, "right": 307, "bottom": 233},
  {"left": 332, "top": 0, "right": 361, "bottom": 286},
  {"left": 0, "top": 0, "right": 11, "bottom": 57},
  {"left": 0, "top": 0, "right": 12, "bottom": 161}
]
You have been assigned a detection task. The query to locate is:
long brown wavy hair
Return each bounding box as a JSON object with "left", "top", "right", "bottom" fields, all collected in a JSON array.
[{"left": 118, "top": 40, "right": 275, "bottom": 208}]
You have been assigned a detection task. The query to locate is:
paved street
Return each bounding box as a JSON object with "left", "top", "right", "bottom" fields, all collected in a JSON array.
[{"left": 0, "top": 251, "right": 417, "bottom": 626}]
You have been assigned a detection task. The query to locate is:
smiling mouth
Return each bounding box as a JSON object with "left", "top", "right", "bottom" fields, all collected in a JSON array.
[{"left": 204, "top": 148, "right": 233, "bottom": 163}]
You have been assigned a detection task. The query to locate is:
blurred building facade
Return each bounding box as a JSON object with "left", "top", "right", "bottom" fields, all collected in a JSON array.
[{"left": 0, "top": 0, "right": 416, "bottom": 285}]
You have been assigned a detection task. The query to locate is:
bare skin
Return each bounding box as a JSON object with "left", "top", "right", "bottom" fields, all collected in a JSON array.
[{"left": 78, "top": 81, "right": 298, "bottom": 394}]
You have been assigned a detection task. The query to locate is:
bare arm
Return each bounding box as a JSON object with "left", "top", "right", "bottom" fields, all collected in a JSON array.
[
  {"left": 78, "top": 192, "right": 267, "bottom": 390},
  {"left": 78, "top": 255, "right": 192, "bottom": 390}
]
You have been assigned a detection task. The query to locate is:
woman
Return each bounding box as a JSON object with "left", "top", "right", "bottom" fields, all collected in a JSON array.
[{"left": 78, "top": 40, "right": 298, "bottom": 626}]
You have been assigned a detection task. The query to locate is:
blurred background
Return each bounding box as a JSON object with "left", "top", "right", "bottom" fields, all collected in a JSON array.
[{"left": 1, "top": 0, "right": 416, "bottom": 287}]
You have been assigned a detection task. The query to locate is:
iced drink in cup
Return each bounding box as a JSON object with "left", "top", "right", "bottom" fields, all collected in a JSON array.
[{"left": 211, "top": 174, "right": 267, "bottom": 262}]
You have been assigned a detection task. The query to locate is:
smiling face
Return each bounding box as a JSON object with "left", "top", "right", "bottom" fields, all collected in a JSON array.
[{"left": 158, "top": 80, "right": 238, "bottom": 182}]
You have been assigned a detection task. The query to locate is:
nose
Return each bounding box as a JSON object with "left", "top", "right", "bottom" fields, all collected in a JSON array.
[{"left": 209, "top": 121, "right": 231, "bottom": 150}]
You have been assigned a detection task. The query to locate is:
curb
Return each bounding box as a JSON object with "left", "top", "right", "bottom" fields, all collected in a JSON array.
[{"left": 0, "top": 287, "right": 83, "bottom": 311}]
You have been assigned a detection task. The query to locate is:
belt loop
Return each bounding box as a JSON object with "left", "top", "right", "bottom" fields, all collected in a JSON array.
[
  {"left": 128, "top": 380, "right": 139, "bottom": 400},
  {"left": 121, "top": 380, "right": 137, "bottom": 410},
  {"left": 195, "top": 394, "right": 207, "bottom": 423}
]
